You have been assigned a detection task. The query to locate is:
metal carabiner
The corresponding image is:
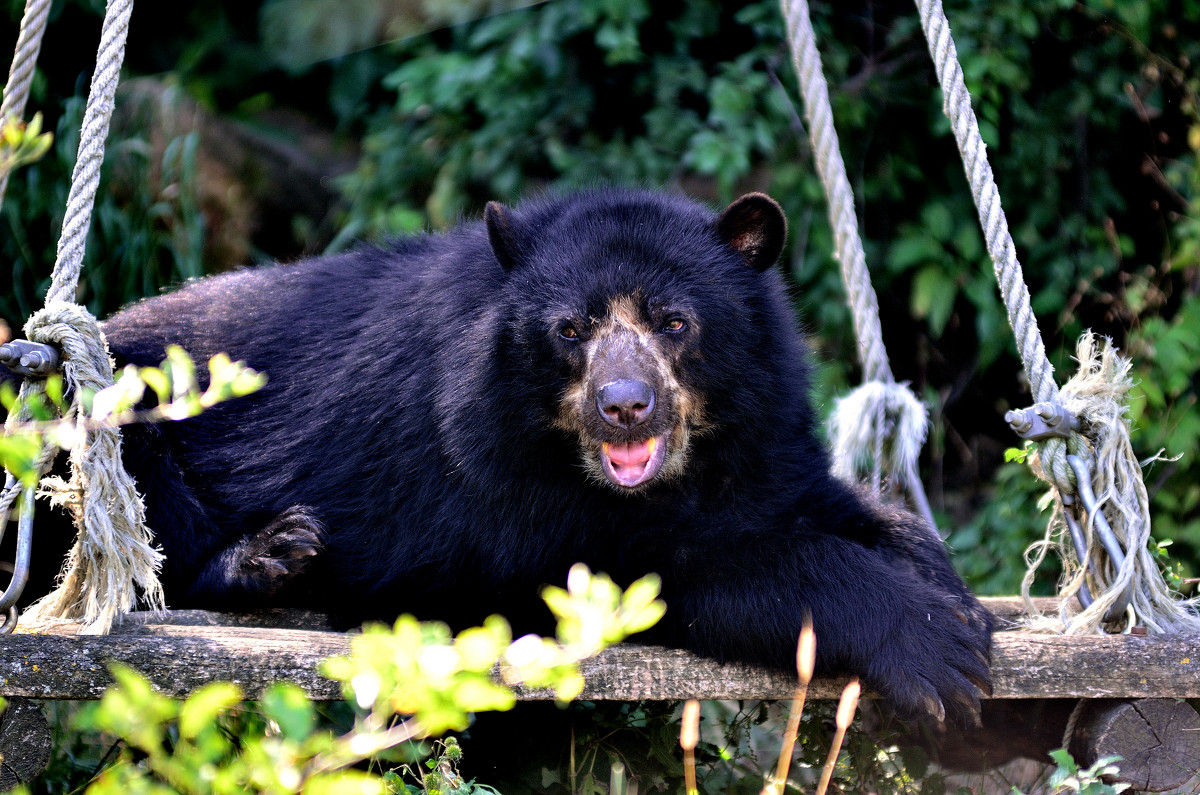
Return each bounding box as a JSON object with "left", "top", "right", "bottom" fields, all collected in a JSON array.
[
  {"left": 1064, "top": 454, "right": 1133, "bottom": 624},
  {"left": 0, "top": 473, "right": 34, "bottom": 629}
]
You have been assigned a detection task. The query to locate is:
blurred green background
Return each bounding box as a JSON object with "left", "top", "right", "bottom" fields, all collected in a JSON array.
[{"left": 3, "top": 0, "right": 1199, "bottom": 597}]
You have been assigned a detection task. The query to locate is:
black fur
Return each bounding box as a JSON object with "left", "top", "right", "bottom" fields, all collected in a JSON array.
[{"left": 13, "top": 189, "right": 992, "bottom": 720}]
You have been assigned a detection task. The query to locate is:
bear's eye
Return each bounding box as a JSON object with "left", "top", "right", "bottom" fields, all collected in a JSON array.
[
  {"left": 558, "top": 324, "right": 580, "bottom": 341},
  {"left": 661, "top": 318, "right": 687, "bottom": 334}
]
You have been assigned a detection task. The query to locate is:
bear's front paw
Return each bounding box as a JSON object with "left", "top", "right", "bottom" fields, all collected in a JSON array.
[
  {"left": 866, "top": 594, "right": 993, "bottom": 725},
  {"left": 234, "top": 505, "right": 326, "bottom": 596}
]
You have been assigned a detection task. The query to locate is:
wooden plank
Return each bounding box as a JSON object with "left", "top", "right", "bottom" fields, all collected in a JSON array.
[
  {"left": 0, "top": 626, "right": 348, "bottom": 700},
  {"left": 0, "top": 603, "right": 1196, "bottom": 701}
]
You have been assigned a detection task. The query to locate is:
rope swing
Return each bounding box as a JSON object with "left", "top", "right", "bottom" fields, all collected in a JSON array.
[
  {"left": 783, "top": 0, "right": 1199, "bottom": 635},
  {"left": 1, "top": 0, "right": 163, "bottom": 635},
  {"left": 914, "top": 0, "right": 1200, "bottom": 634}
]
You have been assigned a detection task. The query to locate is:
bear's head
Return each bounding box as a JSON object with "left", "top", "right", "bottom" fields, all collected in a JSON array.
[{"left": 480, "top": 190, "right": 802, "bottom": 493}]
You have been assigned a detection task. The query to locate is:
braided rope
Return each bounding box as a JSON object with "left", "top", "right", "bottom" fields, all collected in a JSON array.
[
  {"left": 47, "top": 0, "right": 133, "bottom": 305},
  {"left": 781, "top": 0, "right": 935, "bottom": 528},
  {"left": 914, "top": 1, "right": 1056, "bottom": 404},
  {"left": 0, "top": 0, "right": 52, "bottom": 206},
  {"left": 19, "top": 303, "right": 164, "bottom": 633},
  {"left": 2, "top": 0, "right": 160, "bottom": 634},
  {"left": 913, "top": 0, "right": 1078, "bottom": 494},
  {"left": 781, "top": 0, "right": 889, "bottom": 384}
]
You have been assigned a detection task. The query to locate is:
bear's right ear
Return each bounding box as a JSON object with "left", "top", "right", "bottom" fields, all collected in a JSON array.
[
  {"left": 716, "top": 192, "right": 788, "bottom": 272},
  {"left": 485, "top": 201, "right": 524, "bottom": 271}
]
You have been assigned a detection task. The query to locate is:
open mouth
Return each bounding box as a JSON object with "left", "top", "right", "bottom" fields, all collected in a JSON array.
[{"left": 600, "top": 436, "right": 667, "bottom": 488}]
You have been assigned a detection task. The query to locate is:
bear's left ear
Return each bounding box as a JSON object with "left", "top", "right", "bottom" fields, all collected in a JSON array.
[
  {"left": 485, "top": 201, "right": 524, "bottom": 271},
  {"left": 716, "top": 192, "right": 788, "bottom": 272}
]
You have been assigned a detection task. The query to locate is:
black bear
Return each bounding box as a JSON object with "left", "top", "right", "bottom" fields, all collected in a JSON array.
[{"left": 21, "top": 189, "right": 992, "bottom": 720}]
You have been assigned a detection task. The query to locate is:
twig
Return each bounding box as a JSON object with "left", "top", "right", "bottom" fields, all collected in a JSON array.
[
  {"left": 764, "top": 617, "right": 815, "bottom": 795},
  {"left": 815, "top": 678, "right": 860, "bottom": 795},
  {"left": 305, "top": 717, "right": 426, "bottom": 779},
  {"left": 680, "top": 698, "right": 700, "bottom": 795}
]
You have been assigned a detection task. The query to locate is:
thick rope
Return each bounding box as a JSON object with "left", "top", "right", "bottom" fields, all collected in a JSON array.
[
  {"left": 914, "top": 0, "right": 1199, "bottom": 634},
  {"left": 0, "top": 0, "right": 52, "bottom": 207},
  {"left": 2, "top": 0, "right": 161, "bottom": 634},
  {"left": 912, "top": 0, "right": 1076, "bottom": 493},
  {"left": 47, "top": 0, "right": 133, "bottom": 305},
  {"left": 781, "top": 0, "right": 889, "bottom": 384},
  {"left": 781, "top": 0, "right": 935, "bottom": 528},
  {"left": 12, "top": 304, "right": 164, "bottom": 634}
]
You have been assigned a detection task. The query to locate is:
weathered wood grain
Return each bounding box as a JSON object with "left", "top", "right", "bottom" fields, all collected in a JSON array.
[
  {"left": 0, "top": 603, "right": 1196, "bottom": 701},
  {"left": 0, "top": 698, "right": 49, "bottom": 790},
  {"left": 1068, "top": 699, "right": 1200, "bottom": 793}
]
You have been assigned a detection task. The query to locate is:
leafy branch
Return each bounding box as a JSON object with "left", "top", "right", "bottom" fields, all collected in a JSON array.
[
  {"left": 1, "top": 345, "right": 266, "bottom": 486},
  {"left": 49, "top": 564, "right": 663, "bottom": 795}
]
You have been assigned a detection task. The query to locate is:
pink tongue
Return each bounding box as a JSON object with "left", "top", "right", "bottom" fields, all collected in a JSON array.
[{"left": 606, "top": 440, "right": 653, "bottom": 467}]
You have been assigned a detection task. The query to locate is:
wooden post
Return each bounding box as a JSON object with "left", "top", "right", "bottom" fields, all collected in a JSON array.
[
  {"left": 1068, "top": 699, "right": 1200, "bottom": 793},
  {"left": 899, "top": 697, "right": 1200, "bottom": 792},
  {"left": 0, "top": 697, "right": 50, "bottom": 790}
]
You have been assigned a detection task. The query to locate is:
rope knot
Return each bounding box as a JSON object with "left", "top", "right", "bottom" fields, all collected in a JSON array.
[
  {"left": 828, "top": 380, "right": 929, "bottom": 492},
  {"left": 16, "top": 301, "right": 165, "bottom": 634},
  {"left": 1031, "top": 435, "right": 1077, "bottom": 495},
  {"left": 1020, "top": 332, "right": 1199, "bottom": 635},
  {"left": 25, "top": 300, "right": 116, "bottom": 391}
]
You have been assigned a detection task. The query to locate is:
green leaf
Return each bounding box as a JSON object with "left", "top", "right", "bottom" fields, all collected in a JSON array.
[
  {"left": 261, "top": 682, "right": 314, "bottom": 740},
  {"left": 921, "top": 202, "right": 954, "bottom": 242},
  {"left": 450, "top": 675, "right": 516, "bottom": 713},
  {"left": 43, "top": 375, "right": 64, "bottom": 410},
  {"left": 911, "top": 265, "right": 958, "bottom": 336},
  {"left": 140, "top": 366, "right": 172, "bottom": 405},
  {"left": 164, "top": 345, "right": 197, "bottom": 401},
  {"left": 621, "top": 573, "right": 662, "bottom": 610},
  {"left": 887, "top": 235, "right": 942, "bottom": 274},
  {"left": 455, "top": 622, "right": 509, "bottom": 671},
  {"left": 1004, "top": 446, "right": 1030, "bottom": 464},
  {"left": 178, "top": 681, "right": 242, "bottom": 739},
  {"left": 0, "top": 433, "right": 43, "bottom": 488},
  {"left": 622, "top": 601, "right": 666, "bottom": 635}
]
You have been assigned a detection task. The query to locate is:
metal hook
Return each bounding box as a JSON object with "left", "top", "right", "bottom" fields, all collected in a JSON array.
[
  {"left": 1064, "top": 454, "right": 1133, "bottom": 623},
  {"left": 0, "top": 473, "right": 34, "bottom": 629},
  {"left": 1061, "top": 507, "right": 1095, "bottom": 609}
]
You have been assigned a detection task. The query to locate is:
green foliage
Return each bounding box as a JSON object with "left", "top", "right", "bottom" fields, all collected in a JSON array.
[
  {"left": 383, "top": 737, "right": 501, "bottom": 795},
  {"left": 0, "top": 112, "right": 53, "bottom": 178},
  {"left": 38, "top": 564, "right": 660, "bottom": 793},
  {"left": 1, "top": 87, "right": 206, "bottom": 325},
  {"left": 1013, "top": 749, "right": 1130, "bottom": 795},
  {"left": 338, "top": 0, "right": 802, "bottom": 234},
  {"left": 324, "top": 565, "right": 665, "bottom": 736},
  {"left": 0, "top": 347, "right": 265, "bottom": 487}
]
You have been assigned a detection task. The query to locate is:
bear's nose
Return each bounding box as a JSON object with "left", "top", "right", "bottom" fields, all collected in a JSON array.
[{"left": 596, "top": 379, "right": 656, "bottom": 428}]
